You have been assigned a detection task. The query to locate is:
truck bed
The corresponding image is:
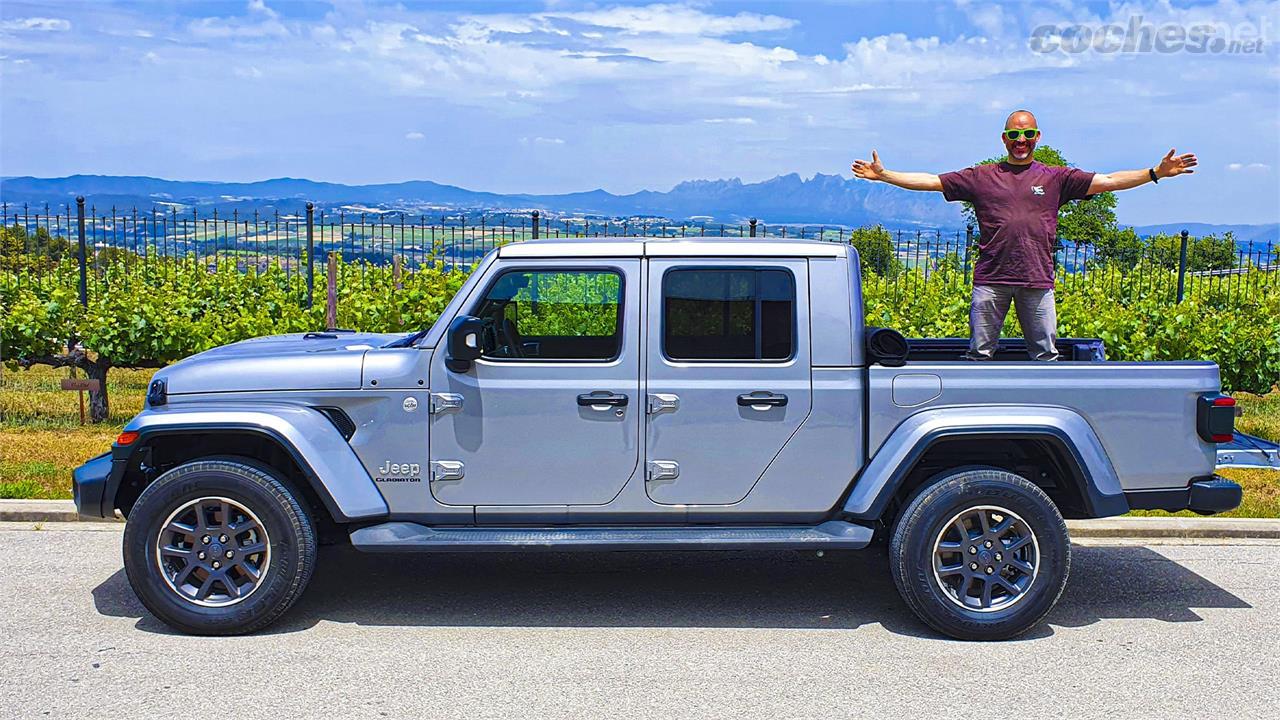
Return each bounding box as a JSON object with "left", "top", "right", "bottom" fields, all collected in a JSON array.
[
  {"left": 905, "top": 337, "right": 1106, "bottom": 362},
  {"left": 867, "top": 359, "right": 1221, "bottom": 493}
]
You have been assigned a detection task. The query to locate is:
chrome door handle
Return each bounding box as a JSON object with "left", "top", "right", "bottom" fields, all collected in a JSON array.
[
  {"left": 577, "top": 392, "right": 629, "bottom": 409},
  {"left": 429, "top": 393, "right": 464, "bottom": 415},
  {"left": 737, "top": 392, "right": 788, "bottom": 409},
  {"left": 647, "top": 393, "right": 680, "bottom": 415},
  {"left": 430, "top": 460, "right": 465, "bottom": 483},
  {"left": 646, "top": 460, "right": 680, "bottom": 483}
]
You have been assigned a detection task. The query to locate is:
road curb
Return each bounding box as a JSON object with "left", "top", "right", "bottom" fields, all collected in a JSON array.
[
  {"left": 1, "top": 500, "right": 1278, "bottom": 538},
  {"left": 0, "top": 500, "right": 121, "bottom": 524},
  {"left": 1065, "top": 517, "right": 1280, "bottom": 539}
]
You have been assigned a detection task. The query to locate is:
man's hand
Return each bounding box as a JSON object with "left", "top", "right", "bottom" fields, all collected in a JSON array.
[
  {"left": 850, "top": 151, "right": 943, "bottom": 192},
  {"left": 1088, "top": 148, "right": 1199, "bottom": 194},
  {"left": 1156, "top": 148, "right": 1197, "bottom": 178},
  {"left": 851, "top": 150, "right": 885, "bottom": 181}
]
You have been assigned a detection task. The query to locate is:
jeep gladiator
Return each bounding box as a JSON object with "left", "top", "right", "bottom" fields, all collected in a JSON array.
[{"left": 73, "top": 236, "right": 1245, "bottom": 640}]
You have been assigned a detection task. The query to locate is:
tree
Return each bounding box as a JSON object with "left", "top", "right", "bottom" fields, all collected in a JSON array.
[
  {"left": 1091, "top": 227, "right": 1146, "bottom": 269},
  {"left": 848, "top": 224, "right": 901, "bottom": 276},
  {"left": 960, "top": 145, "right": 1119, "bottom": 244},
  {"left": 3, "top": 250, "right": 468, "bottom": 423},
  {"left": 1, "top": 224, "right": 76, "bottom": 272},
  {"left": 1188, "top": 232, "right": 1238, "bottom": 271},
  {"left": 1149, "top": 232, "right": 1237, "bottom": 271}
]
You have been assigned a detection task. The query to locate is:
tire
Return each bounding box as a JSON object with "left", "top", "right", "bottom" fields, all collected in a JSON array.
[
  {"left": 122, "top": 458, "right": 317, "bottom": 635},
  {"left": 888, "top": 467, "right": 1070, "bottom": 641}
]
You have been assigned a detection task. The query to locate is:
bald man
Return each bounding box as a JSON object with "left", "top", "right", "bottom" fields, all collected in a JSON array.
[{"left": 851, "top": 110, "right": 1197, "bottom": 360}]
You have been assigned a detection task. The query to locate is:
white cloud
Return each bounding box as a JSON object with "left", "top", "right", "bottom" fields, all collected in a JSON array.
[
  {"left": 2, "top": 0, "right": 1276, "bottom": 220},
  {"left": 247, "top": 0, "right": 279, "bottom": 19},
  {"left": 954, "top": 0, "right": 1009, "bottom": 39},
  {"left": 1, "top": 17, "right": 71, "bottom": 32},
  {"left": 732, "top": 96, "right": 792, "bottom": 108},
  {"left": 189, "top": 1, "right": 287, "bottom": 39},
  {"left": 546, "top": 5, "right": 796, "bottom": 36},
  {"left": 405, "top": 131, "right": 425, "bottom": 141}
]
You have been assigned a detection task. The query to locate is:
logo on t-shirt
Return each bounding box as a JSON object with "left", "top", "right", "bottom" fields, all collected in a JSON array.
[{"left": 1031, "top": 185, "right": 1045, "bottom": 195}]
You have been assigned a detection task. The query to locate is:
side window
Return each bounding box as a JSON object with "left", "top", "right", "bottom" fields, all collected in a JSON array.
[
  {"left": 663, "top": 268, "right": 795, "bottom": 361},
  {"left": 472, "top": 269, "right": 623, "bottom": 361}
]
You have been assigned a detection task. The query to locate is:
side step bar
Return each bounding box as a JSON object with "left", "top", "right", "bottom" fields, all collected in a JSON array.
[
  {"left": 1217, "top": 432, "right": 1280, "bottom": 470},
  {"left": 350, "top": 520, "right": 875, "bottom": 552}
]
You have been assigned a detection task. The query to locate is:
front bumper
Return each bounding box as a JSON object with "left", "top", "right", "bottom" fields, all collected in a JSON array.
[
  {"left": 71, "top": 452, "right": 115, "bottom": 519},
  {"left": 1125, "top": 475, "right": 1243, "bottom": 515}
]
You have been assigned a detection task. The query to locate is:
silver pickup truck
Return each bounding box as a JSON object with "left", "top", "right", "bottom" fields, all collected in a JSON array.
[{"left": 73, "top": 236, "right": 1249, "bottom": 640}]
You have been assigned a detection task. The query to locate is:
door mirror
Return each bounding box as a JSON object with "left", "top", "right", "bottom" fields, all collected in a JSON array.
[{"left": 446, "top": 315, "right": 486, "bottom": 372}]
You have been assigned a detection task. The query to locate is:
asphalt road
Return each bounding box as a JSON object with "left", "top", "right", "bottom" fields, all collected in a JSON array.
[{"left": 1, "top": 523, "right": 1277, "bottom": 719}]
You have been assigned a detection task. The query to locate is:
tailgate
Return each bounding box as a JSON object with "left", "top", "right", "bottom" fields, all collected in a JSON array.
[{"left": 1218, "top": 432, "right": 1280, "bottom": 470}]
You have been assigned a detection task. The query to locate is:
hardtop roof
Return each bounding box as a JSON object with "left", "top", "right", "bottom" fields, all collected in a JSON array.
[{"left": 498, "top": 235, "right": 849, "bottom": 259}]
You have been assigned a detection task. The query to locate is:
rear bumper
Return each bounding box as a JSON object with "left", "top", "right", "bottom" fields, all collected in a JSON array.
[
  {"left": 71, "top": 452, "right": 114, "bottom": 519},
  {"left": 1125, "top": 475, "right": 1243, "bottom": 515}
]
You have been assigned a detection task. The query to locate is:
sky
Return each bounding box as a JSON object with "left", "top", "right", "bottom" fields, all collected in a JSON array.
[{"left": 1, "top": 0, "right": 1277, "bottom": 224}]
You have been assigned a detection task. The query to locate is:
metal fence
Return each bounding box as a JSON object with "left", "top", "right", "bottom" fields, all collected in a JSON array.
[{"left": 3, "top": 198, "right": 1277, "bottom": 308}]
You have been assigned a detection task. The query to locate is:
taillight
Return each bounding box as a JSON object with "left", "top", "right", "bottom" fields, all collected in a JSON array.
[
  {"left": 115, "top": 431, "right": 140, "bottom": 446},
  {"left": 1196, "top": 394, "right": 1236, "bottom": 443}
]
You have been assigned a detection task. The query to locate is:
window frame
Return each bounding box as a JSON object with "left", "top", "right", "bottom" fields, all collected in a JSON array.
[
  {"left": 659, "top": 265, "right": 798, "bottom": 364},
  {"left": 469, "top": 265, "right": 627, "bottom": 364}
]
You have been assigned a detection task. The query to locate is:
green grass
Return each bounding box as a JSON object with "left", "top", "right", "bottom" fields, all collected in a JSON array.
[
  {"left": 1236, "top": 388, "right": 1280, "bottom": 443},
  {"left": 1, "top": 365, "right": 154, "bottom": 430},
  {"left": 1, "top": 366, "right": 1277, "bottom": 515}
]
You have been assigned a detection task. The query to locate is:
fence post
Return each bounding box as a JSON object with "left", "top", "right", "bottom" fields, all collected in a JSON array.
[
  {"left": 305, "top": 202, "right": 315, "bottom": 308},
  {"left": 76, "top": 196, "right": 88, "bottom": 307},
  {"left": 326, "top": 252, "right": 338, "bottom": 330},
  {"left": 749, "top": 218, "right": 757, "bottom": 237},
  {"left": 1175, "top": 229, "right": 1190, "bottom": 303},
  {"left": 531, "top": 210, "right": 540, "bottom": 240},
  {"left": 963, "top": 224, "right": 974, "bottom": 283}
]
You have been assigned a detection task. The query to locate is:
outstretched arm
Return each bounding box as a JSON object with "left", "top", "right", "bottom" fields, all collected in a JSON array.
[
  {"left": 851, "top": 150, "right": 943, "bottom": 192},
  {"left": 1089, "top": 149, "right": 1197, "bottom": 193}
]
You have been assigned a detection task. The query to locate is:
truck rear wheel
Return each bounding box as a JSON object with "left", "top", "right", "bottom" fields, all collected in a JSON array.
[
  {"left": 888, "top": 467, "right": 1070, "bottom": 641},
  {"left": 122, "top": 458, "right": 317, "bottom": 635}
]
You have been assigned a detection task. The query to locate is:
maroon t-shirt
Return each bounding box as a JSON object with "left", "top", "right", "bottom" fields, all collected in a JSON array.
[{"left": 940, "top": 161, "right": 1094, "bottom": 288}]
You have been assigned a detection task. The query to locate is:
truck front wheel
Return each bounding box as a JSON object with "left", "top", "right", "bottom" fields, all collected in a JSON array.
[
  {"left": 888, "top": 467, "right": 1070, "bottom": 641},
  {"left": 122, "top": 458, "right": 317, "bottom": 635}
]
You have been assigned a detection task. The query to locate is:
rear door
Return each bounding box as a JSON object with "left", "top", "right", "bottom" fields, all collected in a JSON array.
[{"left": 644, "top": 259, "right": 812, "bottom": 505}]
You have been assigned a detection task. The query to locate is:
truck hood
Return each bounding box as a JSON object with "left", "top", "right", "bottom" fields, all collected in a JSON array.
[{"left": 159, "top": 331, "right": 409, "bottom": 394}]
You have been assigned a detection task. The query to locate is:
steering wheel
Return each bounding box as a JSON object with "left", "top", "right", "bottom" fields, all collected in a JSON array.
[{"left": 498, "top": 318, "right": 526, "bottom": 358}]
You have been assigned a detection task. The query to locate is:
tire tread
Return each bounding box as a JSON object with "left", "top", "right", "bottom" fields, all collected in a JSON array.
[
  {"left": 888, "top": 467, "right": 1070, "bottom": 641},
  {"left": 123, "top": 458, "right": 317, "bottom": 635}
]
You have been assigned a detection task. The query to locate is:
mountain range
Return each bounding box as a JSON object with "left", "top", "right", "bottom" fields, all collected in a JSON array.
[
  {"left": 0, "top": 173, "right": 964, "bottom": 227},
  {"left": 1, "top": 174, "right": 1276, "bottom": 242}
]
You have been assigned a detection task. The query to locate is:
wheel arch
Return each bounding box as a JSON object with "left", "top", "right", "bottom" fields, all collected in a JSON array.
[
  {"left": 107, "top": 405, "right": 388, "bottom": 524},
  {"left": 843, "top": 405, "right": 1129, "bottom": 522}
]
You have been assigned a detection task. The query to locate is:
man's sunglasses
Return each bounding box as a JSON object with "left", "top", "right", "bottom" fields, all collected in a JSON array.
[{"left": 1004, "top": 128, "right": 1040, "bottom": 141}]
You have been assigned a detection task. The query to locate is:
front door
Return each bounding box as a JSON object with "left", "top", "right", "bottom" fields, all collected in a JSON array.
[
  {"left": 429, "top": 261, "right": 641, "bottom": 506},
  {"left": 644, "top": 260, "right": 812, "bottom": 505}
]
